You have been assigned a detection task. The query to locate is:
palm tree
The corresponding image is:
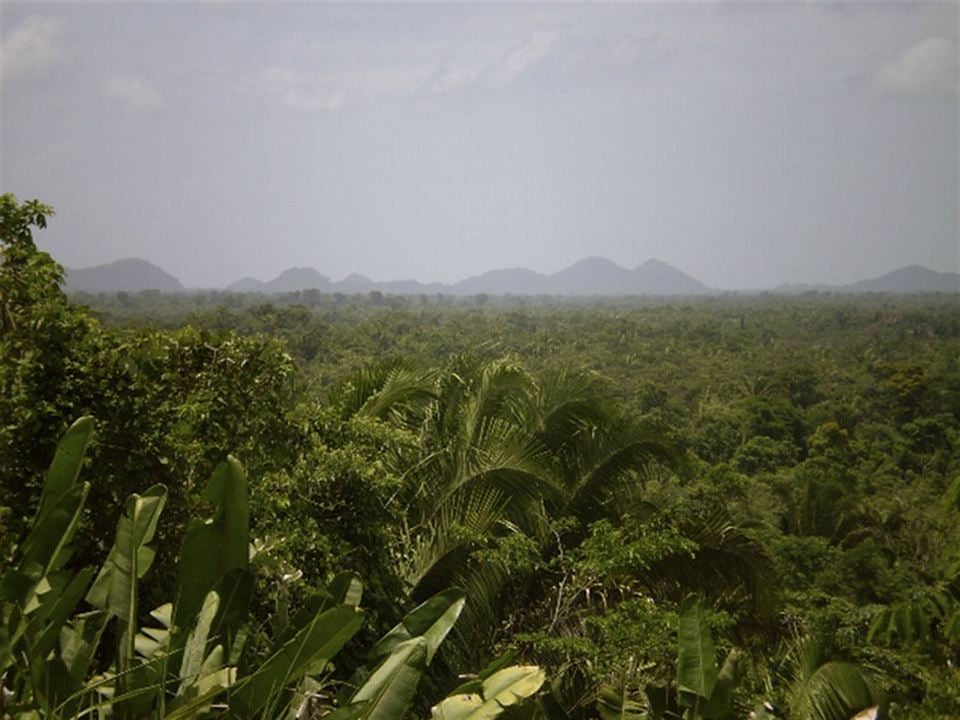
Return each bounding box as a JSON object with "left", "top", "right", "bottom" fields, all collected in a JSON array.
[
  {"left": 753, "top": 635, "right": 883, "bottom": 720},
  {"left": 328, "top": 357, "right": 773, "bottom": 711}
]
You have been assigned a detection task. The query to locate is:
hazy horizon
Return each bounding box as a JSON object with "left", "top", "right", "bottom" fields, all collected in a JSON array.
[
  {"left": 61, "top": 253, "right": 958, "bottom": 294},
  {"left": 2, "top": 1, "right": 957, "bottom": 290}
]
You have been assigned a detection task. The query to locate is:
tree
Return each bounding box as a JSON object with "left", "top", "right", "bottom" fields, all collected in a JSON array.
[{"left": 0, "top": 194, "right": 93, "bottom": 551}]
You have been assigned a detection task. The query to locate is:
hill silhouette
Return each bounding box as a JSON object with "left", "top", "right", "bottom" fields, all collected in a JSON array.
[
  {"left": 65, "top": 258, "right": 182, "bottom": 293},
  {"left": 65, "top": 257, "right": 959, "bottom": 296}
]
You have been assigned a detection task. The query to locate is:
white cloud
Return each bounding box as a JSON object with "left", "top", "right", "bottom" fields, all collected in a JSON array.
[
  {"left": 426, "top": 61, "right": 485, "bottom": 94},
  {"left": 104, "top": 76, "right": 163, "bottom": 113},
  {"left": 876, "top": 36, "right": 958, "bottom": 97},
  {"left": 0, "top": 15, "right": 65, "bottom": 80},
  {"left": 242, "top": 64, "right": 431, "bottom": 113},
  {"left": 485, "top": 30, "right": 558, "bottom": 87},
  {"left": 240, "top": 30, "right": 560, "bottom": 113}
]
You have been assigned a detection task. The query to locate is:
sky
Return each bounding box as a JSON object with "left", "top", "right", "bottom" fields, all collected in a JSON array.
[{"left": 1, "top": 1, "right": 957, "bottom": 290}]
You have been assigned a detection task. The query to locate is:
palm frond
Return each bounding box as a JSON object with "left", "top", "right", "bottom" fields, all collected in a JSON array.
[
  {"left": 331, "top": 358, "right": 436, "bottom": 423},
  {"left": 785, "top": 636, "right": 882, "bottom": 720}
]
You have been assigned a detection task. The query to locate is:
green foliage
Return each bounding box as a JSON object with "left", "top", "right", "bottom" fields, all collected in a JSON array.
[
  {"left": 0, "top": 195, "right": 94, "bottom": 554},
  {"left": 5, "top": 199, "right": 960, "bottom": 717},
  {"left": 0, "top": 418, "right": 543, "bottom": 720},
  {"left": 431, "top": 664, "right": 545, "bottom": 719},
  {"left": 676, "top": 596, "right": 719, "bottom": 711}
]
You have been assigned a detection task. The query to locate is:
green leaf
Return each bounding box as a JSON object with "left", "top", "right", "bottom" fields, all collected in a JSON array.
[
  {"left": 37, "top": 416, "right": 94, "bottom": 518},
  {"left": 208, "top": 568, "right": 255, "bottom": 665},
  {"left": 351, "top": 637, "right": 428, "bottom": 720},
  {"left": 28, "top": 567, "right": 96, "bottom": 661},
  {"left": 174, "top": 457, "right": 249, "bottom": 634},
  {"left": 677, "top": 595, "right": 717, "bottom": 706},
  {"left": 794, "top": 661, "right": 879, "bottom": 720},
  {"left": 329, "top": 572, "right": 364, "bottom": 608},
  {"left": 597, "top": 683, "right": 648, "bottom": 720},
  {"left": 702, "top": 649, "right": 740, "bottom": 720},
  {"left": 431, "top": 665, "right": 546, "bottom": 720},
  {"left": 367, "top": 587, "right": 465, "bottom": 665},
  {"left": 322, "top": 702, "right": 371, "bottom": 720},
  {"left": 60, "top": 610, "right": 110, "bottom": 684},
  {"left": 134, "top": 603, "right": 172, "bottom": 660},
  {"left": 785, "top": 636, "right": 881, "bottom": 720},
  {"left": 178, "top": 590, "right": 220, "bottom": 695},
  {"left": 51, "top": 609, "right": 111, "bottom": 718},
  {"left": 448, "top": 650, "right": 519, "bottom": 695},
  {"left": 227, "top": 604, "right": 363, "bottom": 718},
  {"left": 14, "top": 483, "right": 90, "bottom": 604},
  {"left": 164, "top": 684, "right": 231, "bottom": 720},
  {"left": 85, "top": 484, "right": 167, "bottom": 676}
]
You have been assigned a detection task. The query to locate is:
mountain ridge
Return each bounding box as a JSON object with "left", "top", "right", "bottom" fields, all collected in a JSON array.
[
  {"left": 65, "top": 257, "right": 959, "bottom": 296},
  {"left": 65, "top": 258, "right": 183, "bottom": 293},
  {"left": 775, "top": 265, "right": 958, "bottom": 295}
]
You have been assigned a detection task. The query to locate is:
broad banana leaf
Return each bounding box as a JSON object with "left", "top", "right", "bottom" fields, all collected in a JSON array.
[
  {"left": 209, "top": 567, "right": 256, "bottom": 666},
  {"left": 50, "top": 610, "right": 112, "bottom": 718},
  {"left": 16, "top": 483, "right": 90, "bottom": 601},
  {"left": 37, "top": 417, "right": 95, "bottom": 516},
  {"left": 350, "top": 637, "right": 428, "bottom": 720},
  {"left": 278, "top": 572, "right": 364, "bottom": 648},
  {"left": 446, "top": 650, "right": 520, "bottom": 696},
  {"left": 367, "top": 587, "right": 466, "bottom": 664},
  {"left": 0, "top": 418, "right": 94, "bottom": 677},
  {"left": 174, "top": 457, "right": 249, "bottom": 634},
  {"left": 134, "top": 603, "right": 172, "bottom": 660},
  {"left": 168, "top": 458, "right": 251, "bottom": 697},
  {"left": 85, "top": 483, "right": 167, "bottom": 699},
  {"left": 431, "top": 665, "right": 546, "bottom": 720},
  {"left": 597, "top": 683, "right": 649, "bottom": 720},
  {"left": 702, "top": 649, "right": 740, "bottom": 720},
  {"left": 177, "top": 590, "right": 220, "bottom": 697},
  {"left": 28, "top": 567, "right": 95, "bottom": 661},
  {"left": 227, "top": 604, "right": 363, "bottom": 718},
  {"left": 16, "top": 569, "right": 98, "bottom": 712},
  {"left": 677, "top": 595, "right": 717, "bottom": 707}
]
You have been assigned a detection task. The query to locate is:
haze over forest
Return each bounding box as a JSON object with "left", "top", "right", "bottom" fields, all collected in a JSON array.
[
  {"left": 4, "top": 3, "right": 960, "bottom": 717},
  {"left": 1, "top": 2, "right": 957, "bottom": 290},
  {"left": 63, "top": 255, "right": 959, "bottom": 296}
]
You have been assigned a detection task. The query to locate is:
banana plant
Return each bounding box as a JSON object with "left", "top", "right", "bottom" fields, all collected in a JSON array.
[
  {"left": 332, "top": 588, "right": 467, "bottom": 720},
  {"left": 676, "top": 595, "right": 740, "bottom": 720},
  {"left": 431, "top": 663, "right": 546, "bottom": 720},
  {"left": 0, "top": 416, "right": 97, "bottom": 715},
  {"left": 0, "top": 417, "right": 545, "bottom": 719},
  {"left": 0, "top": 419, "right": 367, "bottom": 719},
  {"left": 594, "top": 595, "right": 740, "bottom": 720}
]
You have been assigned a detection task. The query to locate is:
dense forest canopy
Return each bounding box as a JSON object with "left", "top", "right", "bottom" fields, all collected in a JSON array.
[{"left": 2, "top": 194, "right": 958, "bottom": 718}]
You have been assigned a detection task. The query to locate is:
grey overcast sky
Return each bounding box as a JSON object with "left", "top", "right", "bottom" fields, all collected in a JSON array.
[{"left": 1, "top": 1, "right": 957, "bottom": 289}]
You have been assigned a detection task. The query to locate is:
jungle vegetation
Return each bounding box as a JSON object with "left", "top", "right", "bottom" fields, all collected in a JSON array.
[{"left": 2, "top": 194, "right": 958, "bottom": 718}]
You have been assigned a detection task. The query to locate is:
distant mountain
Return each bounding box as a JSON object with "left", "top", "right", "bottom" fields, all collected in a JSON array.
[
  {"left": 631, "top": 258, "right": 710, "bottom": 295},
  {"left": 380, "top": 279, "right": 448, "bottom": 295},
  {"left": 66, "top": 258, "right": 182, "bottom": 293},
  {"left": 226, "top": 277, "right": 266, "bottom": 292},
  {"left": 846, "top": 265, "right": 958, "bottom": 293},
  {"left": 221, "top": 257, "right": 710, "bottom": 296},
  {"left": 546, "top": 256, "right": 635, "bottom": 295},
  {"left": 775, "top": 265, "right": 959, "bottom": 295},
  {"left": 64, "top": 256, "right": 958, "bottom": 298},
  {"left": 226, "top": 267, "right": 332, "bottom": 294},
  {"left": 450, "top": 257, "right": 709, "bottom": 296},
  {"left": 337, "top": 273, "right": 379, "bottom": 294},
  {"left": 453, "top": 267, "right": 551, "bottom": 295}
]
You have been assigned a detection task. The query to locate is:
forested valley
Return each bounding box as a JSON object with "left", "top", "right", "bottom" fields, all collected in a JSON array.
[{"left": 2, "top": 195, "right": 959, "bottom": 719}]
